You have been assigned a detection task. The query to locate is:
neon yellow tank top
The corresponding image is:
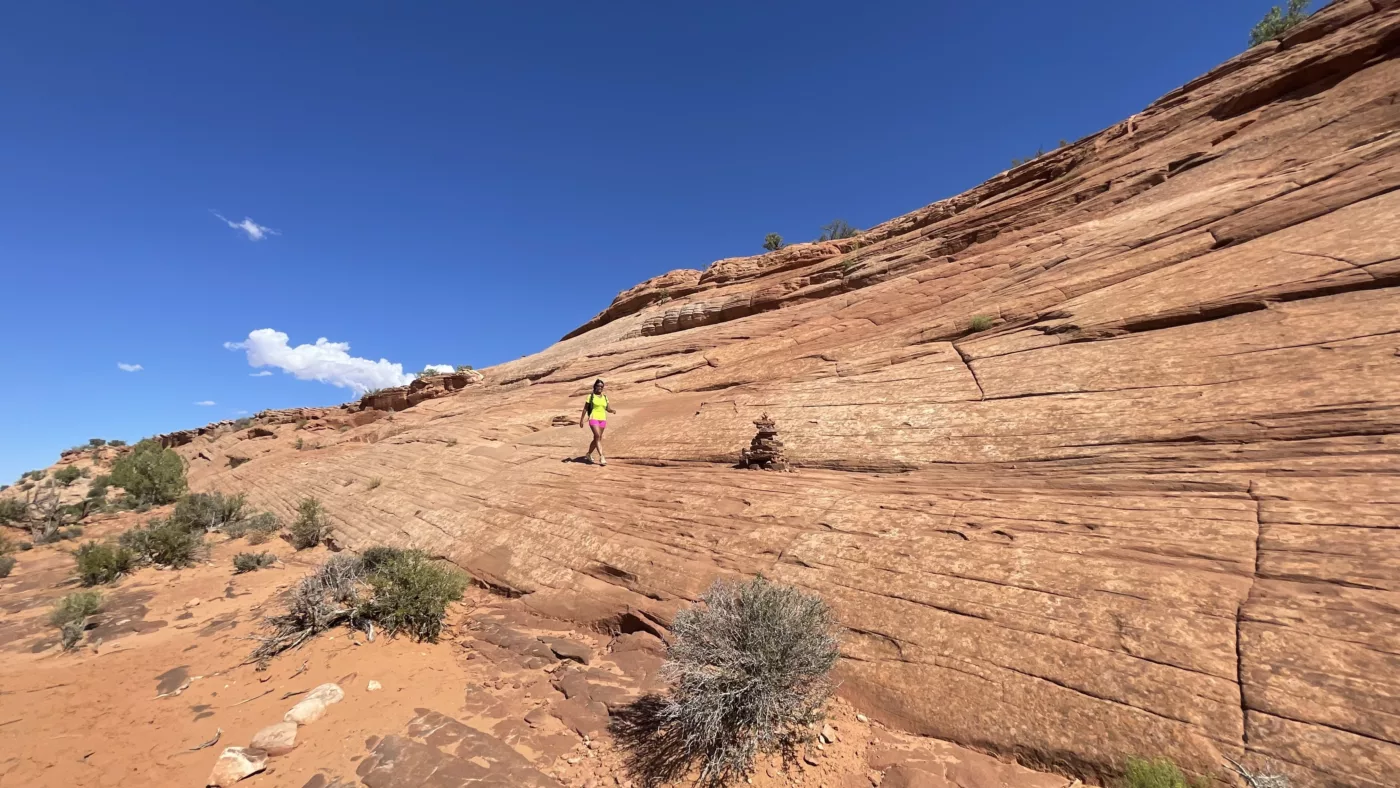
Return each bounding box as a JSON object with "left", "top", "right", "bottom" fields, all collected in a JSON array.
[{"left": 587, "top": 394, "right": 608, "bottom": 421}]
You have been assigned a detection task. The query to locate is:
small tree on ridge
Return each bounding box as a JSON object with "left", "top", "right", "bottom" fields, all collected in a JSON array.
[{"left": 1250, "top": 0, "right": 1309, "bottom": 47}]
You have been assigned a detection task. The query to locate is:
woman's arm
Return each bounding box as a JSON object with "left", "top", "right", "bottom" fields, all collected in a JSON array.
[
  {"left": 606, "top": 404, "right": 617, "bottom": 414},
  {"left": 580, "top": 400, "right": 589, "bottom": 428}
]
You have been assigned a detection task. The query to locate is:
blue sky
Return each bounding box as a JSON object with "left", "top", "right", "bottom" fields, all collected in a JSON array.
[{"left": 0, "top": 1, "right": 1282, "bottom": 482}]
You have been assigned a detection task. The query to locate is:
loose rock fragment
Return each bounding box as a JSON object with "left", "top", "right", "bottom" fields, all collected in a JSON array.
[{"left": 207, "top": 746, "right": 268, "bottom": 787}]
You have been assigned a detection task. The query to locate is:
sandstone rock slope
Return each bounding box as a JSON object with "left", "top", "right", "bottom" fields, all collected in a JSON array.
[{"left": 172, "top": 5, "right": 1399, "bottom": 786}]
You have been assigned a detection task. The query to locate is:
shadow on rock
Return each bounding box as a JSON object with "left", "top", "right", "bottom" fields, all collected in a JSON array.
[{"left": 609, "top": 694, "right": 693, "bottom": 788}]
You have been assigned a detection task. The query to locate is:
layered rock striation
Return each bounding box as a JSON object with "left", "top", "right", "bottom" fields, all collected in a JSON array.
[{"left": 173, "top": 5, "right": 1400, "bottom": 786}]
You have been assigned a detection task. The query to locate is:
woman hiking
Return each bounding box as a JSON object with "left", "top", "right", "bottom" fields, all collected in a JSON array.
[{"left": 580, "top": 379, "right": 617, "bottom": 465}]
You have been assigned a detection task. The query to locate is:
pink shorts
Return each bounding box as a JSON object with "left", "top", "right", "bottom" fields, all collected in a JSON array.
[{"left": 589, "top": 419, "right": 606, "bottom": 429}]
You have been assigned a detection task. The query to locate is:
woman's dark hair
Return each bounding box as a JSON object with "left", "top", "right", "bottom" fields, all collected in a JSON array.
[{"left": 593, "top": 379, "right": 604, "bottom": 389}]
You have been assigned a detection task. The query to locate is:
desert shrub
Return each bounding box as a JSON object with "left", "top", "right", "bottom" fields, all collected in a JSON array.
[
  {"left": 454, "top": 364, "right": 474, "bottom": 372},
  {"left": 27, "top": 470, "right": 46, "bottom": 481},
  {"left": 88, "top": 438, "right": 107, "bottom": 447},
  {"left": 356, "top": 549, "right": 468, "bottom": 641},
  {"left": 172, "top": 492, "right": 247, "bottom": 533},
  {"left": 294, "top": 438, "right": 304, "bottom": 451},
  {"left": 108, "top": 439, "right": 127, "bottom": 447},
  {"left": 87, "top": 475, "right": 111, "bottom": 499},
  {"left": 246, "top": 513, "right": 283, "bottom": 545},
  {"left": 0, "top": 555, "right": 14, "bottom": 578},
  {"left": 75, "top": 542, "right": 136, "bottom": 586},
  {"left": 231, "top": 417, "right": 254, "bottom": 430},
  {"left": 0, "top": 532, "right": 14, "bottom": 555},
  {"left": 225, "top": 511, "right": 280, "bottom": 541},
  {"left": 227, "top": 456, "right": 251, "bottom": 469},
  {"left": 1250, "top": 0, "right": 1309, "bottom": 46},
  {"left": 1011, "top": 146, "right": 1046, "bottom": 167},
  {"left": 763, "top": 233, "right": 785, "bottom": 252},
  {"left": 18, "top": 541, "right": 32, "bottom": 551},
  {"left": 615, "top": 576, "right": 840, "bottom": 788},
  {"left": 815, "top": 220, "right": 859, "bottom": 242},
  {"left": 253, "top": 548, "right": 468, "bottom": 660},
  {"left": 233, "top": 551, "right": 278, "bottom": 573},
  {"left": 968, "top": 315, "right": 995, "bottom": 332},
  {"left": 1120, "top": 757, "right": 1211, "bottom": 788},
  {"left": 254, "top": 554, "right": 366, "bottom": 658},
  {"left": 108, "top": 439, "right": 186, "bottom": 506},
  {"left": 51, "top": 590, "right": 102, "bottom": 650},
  {"left": 0, "top": 498, "right": 26, "bottom": 524},
  {"left": 19, "top": 482, "right": 33, "bottom": 492},
  {"left": 366, "top": 477, "right": 382, "bottom": 490},
  {"left": 288, "top": 498, "right": 330, "bottom": 549},
  {"left": 1226, "top": 758, "right": 1290, "bottom": 788},
  {"left": 53, "top": 466, "right": 82, "bottom": 487},
  {"left": 61, "top": 525, "right": 84, "bottom": 540},
  {"left": 118, "top": 518, "right": 204, "bottom": 568}
]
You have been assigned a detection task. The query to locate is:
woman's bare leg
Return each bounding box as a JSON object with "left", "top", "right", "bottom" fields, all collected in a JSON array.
[{"left": 588, "top": 423, "right": 604, "bottom": 463}]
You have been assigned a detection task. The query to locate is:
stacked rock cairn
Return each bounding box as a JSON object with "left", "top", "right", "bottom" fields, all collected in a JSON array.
[{"left": 740, "top": 413, "right": 790, "bottom": 471}]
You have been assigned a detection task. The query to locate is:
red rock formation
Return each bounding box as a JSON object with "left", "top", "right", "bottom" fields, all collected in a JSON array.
[
  {"left": 356, "top": 370, "right": 484, "bottom": 413},
  {"left": 174, "top": 5, "right": 1400, "bottom": 786}
]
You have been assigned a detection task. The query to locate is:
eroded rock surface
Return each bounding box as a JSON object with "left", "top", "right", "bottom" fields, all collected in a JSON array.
[{"left": 175, "top": 6, "right": 1400, "bottom": 786}]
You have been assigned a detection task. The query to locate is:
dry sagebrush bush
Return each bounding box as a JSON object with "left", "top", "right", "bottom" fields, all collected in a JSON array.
[{"left": 615, "top": 576, "right": 839, "bottom": 788}]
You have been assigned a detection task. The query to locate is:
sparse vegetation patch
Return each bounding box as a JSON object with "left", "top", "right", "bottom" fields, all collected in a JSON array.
[
  {"left": 233, "top": 551, "right": 278, "bottom": 573},
  {"left": 614, "top": 575, "right": 839, "bottom": 788},
  {"left": 108, "top": 439, "right": 187, "bottom": 505},
  {"left": 0, "top": 499, "right": 25, "bottom": 524},
  {"left": 1120, "top": 757, "right": 1212, "bottom": 788},
  {"left": 1250, "top": 0, "right": 1309, "bottom": 47},
  {"left": 53, "top": 465, "right": 82, "bottom": 486},
  {"left": 51, "top": 590, "right": 102, "bottom": 650},
  {"left": 356, "top": 549, "right": 470, "bottom": 641},
  {"left": 288, "top": 497, "right": 330, "bottom": 549},
  {"left": 252, "top": 547, "right": 468, "bottom": 661},
  {"left": 75, "top": 542, "right": 137, "bottom": 586},
  {"left": 816, "top": 219, "right": 859, "bottom": 242},
  {"left": 118, "top": 518, "right": 204, "bottom": 568},
  {"left": 226, "top": 511, "right": 282, "bottom": 544}
]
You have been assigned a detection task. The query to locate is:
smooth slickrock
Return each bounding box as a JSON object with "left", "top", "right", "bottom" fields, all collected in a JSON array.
[{"left": 170, "top": 6, "right": 1400, "bottom": 787}]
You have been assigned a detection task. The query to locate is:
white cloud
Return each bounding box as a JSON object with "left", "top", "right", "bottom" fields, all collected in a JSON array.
[
  {"left": 117, "top": 362, "right": 143, "bottom": 372},
  {"left": 195, "top": 400, "right": 217, "bottom": 406},
  {"left": 234, "top": 409, "right": 249, "bottom": 415},
  {"left": 224, "top": 328, "right": 413, "bottom": 394},
  {"left": 423, "top": 364, "right": 454, "bottom": 375},
  {"left": 212, "top": 211, "right": 279, "bottom": 241},
  {"left": 250, "top": 370, "right": 273, "bottom": 377}
]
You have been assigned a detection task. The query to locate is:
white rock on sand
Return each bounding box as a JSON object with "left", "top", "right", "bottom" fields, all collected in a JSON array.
[
  {"left": 249, "top": 721, "right": 298, "bottom": 756},
  {"left": 284, "top": 698, "right": 327, "bottom": 725},
  {"left": 207, "top": 746, "right": 267, "bottom": 787},
  {"left": 306, "top": 682, "right": 345, "bottom": 705}
]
